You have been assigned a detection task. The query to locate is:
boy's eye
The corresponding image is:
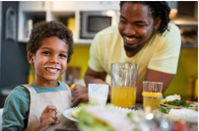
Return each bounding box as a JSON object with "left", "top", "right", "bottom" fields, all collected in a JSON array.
[
  {"left": 43, "top": 51, "right": 50, "bottom": 55},
  {"left": 60, "top": 54, "right": 67, "bottom": 58}
]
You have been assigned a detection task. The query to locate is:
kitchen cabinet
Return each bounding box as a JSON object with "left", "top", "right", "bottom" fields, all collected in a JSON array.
[
  {"left": 18, "top": 1, "right": 47, "bottom": 42},
  {"left": 18, "top": 1, "right": 47, "bottom": 11},
  {"left": 51, "top": 1, "right": 119, "bottom": 11},
  {"left": 18, "top": 1, "right": 120, "bottom": 44}
]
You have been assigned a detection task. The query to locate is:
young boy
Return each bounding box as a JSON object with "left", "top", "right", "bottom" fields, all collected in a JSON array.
[{"left": 2, "top": 21, "right": 74, "bottom": 130}]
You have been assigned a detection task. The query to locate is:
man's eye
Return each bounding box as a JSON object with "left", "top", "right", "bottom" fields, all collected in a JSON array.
[
  {"left": 120, "top": 19, "right": 127, "bottom": 24},
  {"left": 136, "top": 24, "right": 146, "bottom": 27}
]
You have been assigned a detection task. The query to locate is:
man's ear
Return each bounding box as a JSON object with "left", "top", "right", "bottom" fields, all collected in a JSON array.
[
  {"left": 27, "top": 51, "right": 34, "bottom": 64},
  {"left": 154, "top": 16, "right": 162, "bottom": 30}
]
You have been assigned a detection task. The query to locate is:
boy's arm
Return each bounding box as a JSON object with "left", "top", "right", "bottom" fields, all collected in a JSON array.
[{"left": 2, "top": 87, "right": 29, "bottom": 130}]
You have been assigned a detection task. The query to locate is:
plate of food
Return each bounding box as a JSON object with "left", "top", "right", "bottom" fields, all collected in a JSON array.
[
  {"left": 77, "top": 103, "right": 190, "bottom": 131},
  {"left": 160, "top": 94, "right": 198, "bottom": 110},
  {"left": 63, "top": 107, "right": 81, "bottom": 122},
  {"left": 63, "top": 104, "right": 140, "bottom": 122},
  {"left": 157, "top": 106, "right": 198, "bottom": 123},
  {"left": 72, "top": 108, "right": 81, "bottom": 118}
]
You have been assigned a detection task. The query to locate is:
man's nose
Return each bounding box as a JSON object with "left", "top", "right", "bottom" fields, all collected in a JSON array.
[{"left": 124, "top": 24, "right": 136, "bottom": 36}]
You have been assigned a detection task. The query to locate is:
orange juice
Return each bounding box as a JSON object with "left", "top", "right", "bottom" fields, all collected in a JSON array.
[
  {"left": 111, "top": 86, "right": 136, "bottom": 108},
  {"left": 142, "top": 92, "right": 162, "bottom": 112}
]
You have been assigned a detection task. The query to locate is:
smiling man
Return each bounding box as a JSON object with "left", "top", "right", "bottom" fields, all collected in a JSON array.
[{"left": 72, "top": 1, "right": 181, "bottom": 105}]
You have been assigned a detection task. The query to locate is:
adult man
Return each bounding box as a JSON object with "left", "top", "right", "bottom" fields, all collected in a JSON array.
[{"left": 72, "top": 1, "right": 181, "bottom": 105}]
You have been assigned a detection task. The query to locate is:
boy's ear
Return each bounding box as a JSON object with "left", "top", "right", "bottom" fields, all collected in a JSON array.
[
  {"left": 154, "top": 16, "right": 162, "bottom": 30},
  {"left": 27, "top": 51, "right": 34, "bottom": 64}
]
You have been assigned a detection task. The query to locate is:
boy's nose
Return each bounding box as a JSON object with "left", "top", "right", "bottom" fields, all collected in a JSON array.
[{"left": 50, "top": 57, "right": 60, "bottom": 64}]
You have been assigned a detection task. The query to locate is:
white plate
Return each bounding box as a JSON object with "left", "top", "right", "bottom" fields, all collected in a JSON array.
[
  {"left": 63, "top": 106, "right": 144, "bottom": 122},
  {"left": 63, "top": 107, "right": 80, "bottom": 122}
]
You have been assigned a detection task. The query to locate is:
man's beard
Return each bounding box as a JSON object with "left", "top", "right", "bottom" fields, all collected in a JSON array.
[{"left": 124, "top": 44, "right": 142, "bottom": 53}]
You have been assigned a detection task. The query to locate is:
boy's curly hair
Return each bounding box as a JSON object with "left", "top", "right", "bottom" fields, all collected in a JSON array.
[
  {"left": 120, "top": 1, "right": 171, "bottom": 34},
  {"left": 27, "top": 21, "right": 74, "bottom": 62}
]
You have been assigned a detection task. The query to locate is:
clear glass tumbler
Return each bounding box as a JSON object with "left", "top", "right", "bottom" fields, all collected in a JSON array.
[
  {"left": 111, "top": 62, "right": 138, "bottom": 108},
  {"left": 142, "top": 81, "right": 163, "bottom": 113}
]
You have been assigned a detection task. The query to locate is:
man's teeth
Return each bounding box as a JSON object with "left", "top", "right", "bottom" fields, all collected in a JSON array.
[{"left": 126, "top": 37, "right": 135, "bottom": 41}]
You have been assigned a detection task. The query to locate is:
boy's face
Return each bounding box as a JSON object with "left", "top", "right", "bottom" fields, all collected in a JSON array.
[
  {"left": 118, "top": 2, "right": 160, "bottom": 53},
  {"left": 28, "top": 36, "right": 68, "bottom": 84}
]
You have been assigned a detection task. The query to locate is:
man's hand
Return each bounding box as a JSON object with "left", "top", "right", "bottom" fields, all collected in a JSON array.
[
  {"left": 71, "top": 84, "right": 89, "bottom": 106},
  {"left": 40, "top": 105, "right": 59, "bottom": 128}
]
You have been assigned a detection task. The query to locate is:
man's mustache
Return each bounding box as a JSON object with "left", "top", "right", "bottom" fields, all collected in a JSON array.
[{"left": 122, "top": 33, "right": 139, "bottom": 38}]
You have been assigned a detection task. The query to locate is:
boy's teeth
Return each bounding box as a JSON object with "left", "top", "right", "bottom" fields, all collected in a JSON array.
[{"left": 47, "top": 68, "right": 57, "bottom": 71}]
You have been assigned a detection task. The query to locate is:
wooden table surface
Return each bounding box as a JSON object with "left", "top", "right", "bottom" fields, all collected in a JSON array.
[{"left": 40, "top": 103, "right": 143, "bottom": 131}]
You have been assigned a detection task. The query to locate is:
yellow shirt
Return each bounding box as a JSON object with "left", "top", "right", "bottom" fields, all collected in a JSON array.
[{"left": 89, "top": 23, "right": 181, "bottom": 84}]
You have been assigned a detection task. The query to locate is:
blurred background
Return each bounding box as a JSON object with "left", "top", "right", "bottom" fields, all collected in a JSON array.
[{"left": 0, "top": 1, "right": 198, "bottom": 107}]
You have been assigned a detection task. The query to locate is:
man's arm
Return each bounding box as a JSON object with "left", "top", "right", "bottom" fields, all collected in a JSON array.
[
  {"left": 136, "top": 68, "right": 174, "bottom": 102},
  {"left": 72, "top": 67, "right": 175, "bottom": 105},
  {"left": 85, "top": 67, "right": 175, "bottom": 103},
  {"left": 84, "top": 67, "right": 108, "bottom": 86}
]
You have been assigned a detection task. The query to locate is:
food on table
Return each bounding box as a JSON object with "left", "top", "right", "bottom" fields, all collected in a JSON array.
[
  {"left": 161, "top": 94, "right": 198, "bottom": 110},
  {"left": 157, "top": 107, "right": 198, "bottom": 123},
  {"left": 169, "top": 108, "right": 198, "bottom": 123},
  {"left": 111, "top": 86, "right": 136, "bottom": 108},
  {"left": 77, "top": 104, "right": 190, "bottom": 131},
  {"left": 172, "top": 120, "right": 188, "bottom": 131},
  {"left": 70, "top": 84, "right": 75, "bottom": 89},
  {"left": 78, "top": 104, "right": 137, "bottom": 131},
  {"left": 164, "top": 99, "right": 192, "bottom": 108},
  {"left": 187, "top": 101, "right": 198, "bottom": 110},
  {"left": 72, "top": 108, "right": 81, "bottom": 117},
  {"left": 157, "top": 107, "right": 171, "bottom": 114},
  {"left": 165, "top": 94, "right": 181, "bottom": 101}
]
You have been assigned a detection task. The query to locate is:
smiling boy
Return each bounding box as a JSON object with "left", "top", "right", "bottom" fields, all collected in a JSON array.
[{"left": 2, "top": 21, "right": 74, "bottom": 130}]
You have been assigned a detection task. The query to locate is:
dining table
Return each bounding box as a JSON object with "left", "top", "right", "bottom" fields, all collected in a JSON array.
[
  {"left": 40, "top": 103, "right": 144, "bottom": 131},
  {"left": 40, "top": 103, "right": 198, "bottom": 131}
]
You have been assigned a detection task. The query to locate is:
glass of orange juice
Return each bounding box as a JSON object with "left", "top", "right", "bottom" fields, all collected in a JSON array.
[
  {"left": 111, "top": 62, "right": 138, "bottom": 109},
  {"left": 142, "top": 81, "right": 163, "bottom": 113}
]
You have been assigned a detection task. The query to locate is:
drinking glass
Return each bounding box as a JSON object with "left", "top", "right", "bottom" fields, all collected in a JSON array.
[
  {"left": 88, "top": 84, "right": 109, "bottom": 106},
  {"left": 142, "top": 81, "right": 163, "bottom": 113},
  {"left": 111, "top": 62, "right": 138, "bottom": 108}
]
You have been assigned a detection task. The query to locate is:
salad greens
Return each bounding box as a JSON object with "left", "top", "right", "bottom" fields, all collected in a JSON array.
[
  {"left": 77, "top": 103, "right": 115, "bottom": 131},
  {"left": 164, "top": 99, "right": 192, "bottom": 108},
  {"left": 157, "top": 107, "right": 171, "bottom": 114}
]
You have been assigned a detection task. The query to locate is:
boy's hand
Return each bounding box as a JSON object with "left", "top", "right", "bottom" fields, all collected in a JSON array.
[{"left": 40, "top": 105, "right": 59, "bottom": 128}]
